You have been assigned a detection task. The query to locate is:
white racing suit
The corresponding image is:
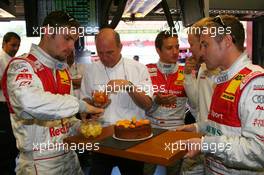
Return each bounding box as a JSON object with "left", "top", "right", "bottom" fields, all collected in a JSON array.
[
  {"left": 196, "top": 53, "right": 264, "bottom": 174},
  {"left": 1, "top": 44, "right": 88, "bottom": 175},
  {"left": 146, "top": 62, "right": 189, "bottom": 130}
]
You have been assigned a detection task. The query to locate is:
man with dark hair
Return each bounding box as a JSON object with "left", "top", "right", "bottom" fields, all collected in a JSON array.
[
  {"left": 180, "top": 15, "right": 264, "bottom": 174},
  {"left": 146, "top": 30, "right": 193, "bottom": 130},
  {"left": 0, "top": 32, "right": 20, "bottom": 175},
  {"left": 2, "top": 32, "right": 20, "bottom": 57},
  {"left": 146, "top": 30, "right": 196, "bottom": 175},
  {"left": 1, "top": 11, "right": 103, "bottom": 175}
]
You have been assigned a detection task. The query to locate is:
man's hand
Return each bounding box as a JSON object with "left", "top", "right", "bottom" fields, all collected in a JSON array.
[
  {"left": 176, "top": 124, "right": 197, "bottom": 132},
  {"left": 80, "top": 113, "right": 102, "bottom": 123},
  {"left": 85, "top": 103, "right": 104, "bottom": 114},
  {"left": 185, "top": 57, "right": 197, "bottom": 74},
  {"left": 80, "top": 103, "right": 104, "bottom": 123},
  {"left": 154, "top": 92, "right": 177, "bottom": 105}
]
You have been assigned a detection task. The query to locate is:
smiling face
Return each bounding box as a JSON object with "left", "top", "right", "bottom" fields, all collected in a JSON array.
[{"left": 156, "top": 36, "right": 179, "bottom": 64}]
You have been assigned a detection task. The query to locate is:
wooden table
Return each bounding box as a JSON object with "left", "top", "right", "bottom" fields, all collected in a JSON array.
[{"left": 64, "top": 126, "right": 201, "bottom": 166}]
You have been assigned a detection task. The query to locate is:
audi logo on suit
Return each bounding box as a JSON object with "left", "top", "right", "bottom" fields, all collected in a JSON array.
[{"left": 252, "top": 95, "right": 264, "bottom": 104}]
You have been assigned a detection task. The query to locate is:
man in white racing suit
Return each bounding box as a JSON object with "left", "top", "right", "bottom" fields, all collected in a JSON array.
[
  {"left": 146, "top": 30, "right": 190, "bottom": 130},
  {"left": 1, "top": 11, "right": 103, "bottom": 175},
  {"left": 178, "top": 15, "right": 264, "bottom": 174}
]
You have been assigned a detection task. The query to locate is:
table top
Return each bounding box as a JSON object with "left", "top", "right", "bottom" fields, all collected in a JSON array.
[{"left": 64, "top": 126, "right": 201, "bottom": 166}]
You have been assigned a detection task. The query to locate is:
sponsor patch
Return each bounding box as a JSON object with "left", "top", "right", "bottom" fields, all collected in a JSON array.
[
  {"left": 18, "top": 81, "right": 32, "bottom": 87},
  {"left": 49, "top": 124, "right": 70, "bottom": 137},
  {"left": 206, "top": 125, "right": 223, "bottom": 136},
  {"left": 221, "top": 92, "right": 235, "bottom": 102},
  {"left": 148, "top": 67, "right": 157, "bottom": 73},
  {"left": 10, "top": 62, "right": 28, "bottom": 72},
  {"left": 174, "top": 80, "right": 183, "bottom": 86},
  {"left": 58, "top": 70, "right": 70, "bottom": 85},
  {"left": 252, "top": 95, "right": 264, "bottom": 104},
  {"left": 253, "top": 85, "right": 264, "bottom": 91},
  {"left": 256, "top": 105, "right": 264, "bottom": 110},
  {"left": 242, "top": 71, "right": 262, "bottom": 85},
  {"left": 177, "top": 70, "right": 184, "bottom": 81},
  {"left": 225, "top": 74, "right": 245, "bottom": 94},
  {"left": 210, "top": 110, "right": 223, "bottom": 120},
  {"left": 215, "top": 73, "right": 228, "bottom": 83},
  {"left": 149, "top": 72, "right": 157, "bottom": 77},
  {"left": 252, "top": 118, "right": 264, "bottom": 127},
  {"left": 19, "top": 68, "right": 29, "bottom": 73},
  {"left": 15, "top": 73, "right": 32, "bottom": 81}
]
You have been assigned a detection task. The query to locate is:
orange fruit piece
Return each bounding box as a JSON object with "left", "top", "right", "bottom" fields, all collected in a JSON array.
[
  {"left": 135, "top": 121, "right": 142, "bottom": 127},
  {"left": 129, "top": 124, "right": 135, "bottom": 128},
  {"left": 93, "top": 91, "right": 108, "bottom": 104},
  {"left": 142, "top": 119, "right": 150, "bottom": 125}
]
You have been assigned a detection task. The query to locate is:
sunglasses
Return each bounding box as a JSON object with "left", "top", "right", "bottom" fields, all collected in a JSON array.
[{"left": 212, "top": 15, "right": 236, "bottom": 43}]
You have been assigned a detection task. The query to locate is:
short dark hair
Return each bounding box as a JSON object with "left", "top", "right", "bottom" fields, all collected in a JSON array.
[
  {"left": 3, "top": 32, "right": 20, "bottom": 43},
  {"left": 42, "top": 11, "right": 80, "bottom": 29},
  {"left": 155, "top": 30, "right": 178, "bottom": 50}
]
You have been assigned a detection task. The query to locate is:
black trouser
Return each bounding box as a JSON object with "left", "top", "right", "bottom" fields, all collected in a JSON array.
[
  {"left": 0, "top": 102, "right": 18, "bottom": 175},
  {"left": 90, "top": 152, "right": 144, "bottom": 175}
]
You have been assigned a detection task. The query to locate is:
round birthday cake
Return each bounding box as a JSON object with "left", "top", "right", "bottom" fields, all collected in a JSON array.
[{"left": 114, "top": 117, "right": 151, "bottom": 139}]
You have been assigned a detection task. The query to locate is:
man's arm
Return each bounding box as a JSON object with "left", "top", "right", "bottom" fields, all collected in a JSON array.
[
  {"left": 126, "top": 82, "right": 152, "bottom": 111},
  {"left": 7, "top": 60, "right": 103, "bottom": 120},
  {"left": 107, "top": 79, "right": 152, "bottom": 111},
  {"left": 184, "top": 57, "right": 199, "bottom": 109}
]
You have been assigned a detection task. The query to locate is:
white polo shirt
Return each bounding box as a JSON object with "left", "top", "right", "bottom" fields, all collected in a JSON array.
[
  {"left": 0, "top": 49, "right": 12, "bottom": 102},
  {"left": 184, "top": 63, "right": 220, "bottom": 122},
  {"left": 80, "top": 57, "right": 153, "bottom": 125}
]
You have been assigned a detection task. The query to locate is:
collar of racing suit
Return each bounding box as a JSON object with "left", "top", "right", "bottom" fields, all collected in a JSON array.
[
  {"left": 201, "top": 63, "right": 221, "bottom": 78},
  {"left": 29, "top": 44, "right": 68, "bottom": 70},
  {"left": 214, "top": 51, "right": 251, "bottom": 84},
  {"left": 157, "top": 61, "right": 178, "bottom": 75}
]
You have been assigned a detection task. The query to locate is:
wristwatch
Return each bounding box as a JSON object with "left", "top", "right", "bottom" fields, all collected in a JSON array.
[{"left": 125, "top": 81, "right": 134, "bottom": 92}]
